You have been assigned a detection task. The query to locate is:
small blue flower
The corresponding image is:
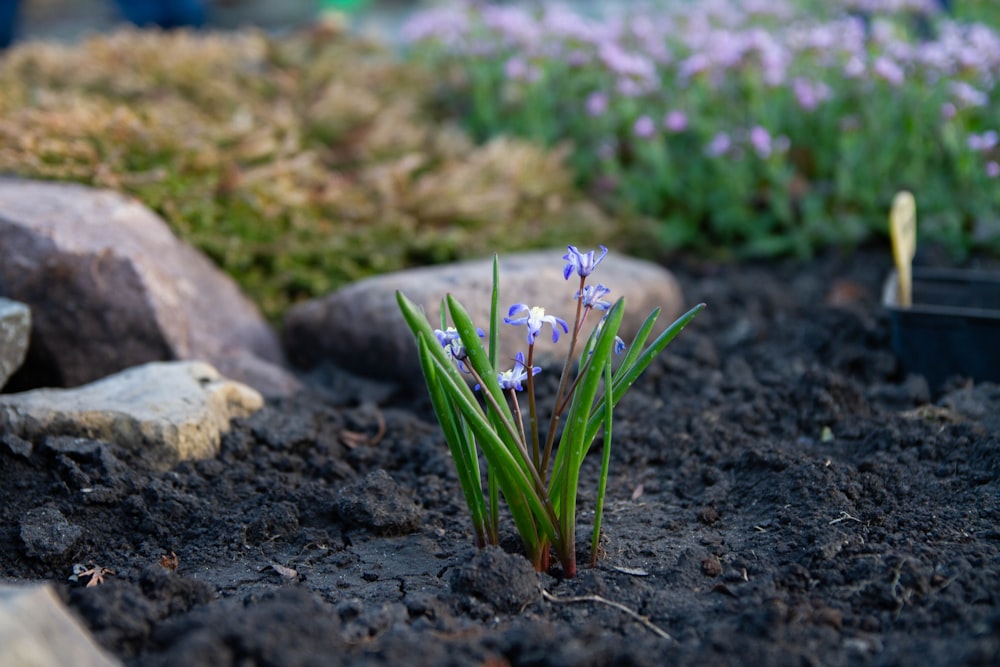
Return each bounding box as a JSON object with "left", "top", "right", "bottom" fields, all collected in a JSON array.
[
  {"left": 504, "top": 304, "right": 569, "bottom": 345},
  {"left": 593, "top": 315, "right": 627, "bottom": 356},
  {"left": 434, "top": 326, "right": 484, "bottom": 366},
  {"left": 576, "top": 283, "right": 612, "bottom": 310},
  {"left": 498, "top": 352, "right": 541, "bottom": 391},
  {"left": 614, "top": 335, "right": 627, "bottom": 355},
  {"left": 563, "top": 245, "right": 608, "bottom": 280}
]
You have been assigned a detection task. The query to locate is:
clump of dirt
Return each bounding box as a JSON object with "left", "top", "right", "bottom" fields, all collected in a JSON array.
[{"left": 1, "top": 247, "right": 998, "bottom": 666}]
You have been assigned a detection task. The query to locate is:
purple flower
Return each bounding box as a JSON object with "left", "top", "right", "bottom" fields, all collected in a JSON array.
[
  {"left": 750, "top": 126, "right": 772, "bottom": 158},
  {"left": 873, "top": 56, "right": 905, "bottom": 87},
  {"left": 593, "top": 315, "right": 627, "bottom": 355},
  {"left": 614, "top": 336, "right": 626, "bottom": 355},
  {"left": 967, "top": 131, "right": 999, "bottom": 152},
  {"left": 586, "top": 91, "right": 608, "bottom": 117},
  {"left": 497, "top": 351, "right": 541, "bottom": 391},
  {"left": 504, "top": 304, "right": 569, "bottom": 345},
  {"left": 664, "top": 110, "right": 688, "bottom": 133},
  {"left": 988, "top": 162, "right": 1000, "bottom": 179},
  {"left": 793, "top": 77, "right": 832, "bottom": 111},
  {"left": 576, "top": 283, "right": 612, "bottom": 310},
  {"left": 434, "top": 326, "right": 485, "bottom": 370},
  {"left": 504, "top": 57, "right": 541, "bottom": 82},
  {"left": 633, "top": 115, "right": 656, "bottom": 138},
  {"left": 705, "top": 132, "right": 732, "bottom": 158},
  {"left": 563, "top": 245, "right": 608, "bottom": 280}
]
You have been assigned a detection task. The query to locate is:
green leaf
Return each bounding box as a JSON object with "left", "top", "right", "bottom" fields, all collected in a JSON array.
[
  {"left": 585, "top": 303, "right": 705, "bottom": 446},
  {"left": 417, "top": 335, "right": 487, "bottom": 545},
  {"left": 550, "top": 298, "right": 626, "bottom": 571},
  {"left": 591, "top": 355, "right": 613, "bottom": 566}
]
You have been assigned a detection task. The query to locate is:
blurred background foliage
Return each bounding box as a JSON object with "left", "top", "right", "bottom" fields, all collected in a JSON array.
[
  {"left": 0, "top": 22, "right": 616, "bottom": 322},
  {"left": 2, "top": 0, "right": 999, "bottom": 322}
]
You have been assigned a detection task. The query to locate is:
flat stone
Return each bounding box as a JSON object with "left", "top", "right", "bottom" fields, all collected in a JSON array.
[
  {"left": 0, "top": 361, "right": 263, "bottom": 470},
  {"left": 0, "top": 178, "right": 299, "bottom": 397},
  {"left": 0, "top": 584, "right": 121, "bottom": 667},
  {"left": 283, "top": 249, "right": 686, "bottom": 382},
  {"left": 0, "top": 298, "right": 31, "bottom": 391}
]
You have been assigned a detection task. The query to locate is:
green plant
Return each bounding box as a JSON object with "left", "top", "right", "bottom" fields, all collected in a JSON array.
[{"left": 397, "top": 246, "right": 704, "bottom": 576}]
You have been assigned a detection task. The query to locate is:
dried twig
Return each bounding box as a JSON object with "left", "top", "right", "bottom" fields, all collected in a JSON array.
[{"left": 541, "top": 589, "right": 674, "bottom": 641}]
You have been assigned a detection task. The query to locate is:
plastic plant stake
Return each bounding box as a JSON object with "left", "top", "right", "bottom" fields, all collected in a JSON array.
[{"left": 890, "top": 191, "right": 916, "bottom": 308}]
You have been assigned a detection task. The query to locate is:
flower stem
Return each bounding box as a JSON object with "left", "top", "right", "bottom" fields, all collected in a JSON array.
[
  {"left": 540, "top": 276, "right": 587, "bottom": 483},
  {"left": 526, "top": 344, "right": 541, "bottom": 470}
]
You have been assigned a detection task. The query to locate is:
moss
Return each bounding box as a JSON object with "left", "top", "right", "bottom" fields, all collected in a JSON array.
[{"left": 0, "top": 25, "right": 617, "bottom": 322}]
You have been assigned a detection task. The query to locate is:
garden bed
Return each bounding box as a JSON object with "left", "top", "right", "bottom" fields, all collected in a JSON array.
[{"left": 2, "top": 246, "right": 998, "bottom": 666}]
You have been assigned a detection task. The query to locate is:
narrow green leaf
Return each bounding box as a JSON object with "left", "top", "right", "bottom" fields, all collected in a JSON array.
[
  {"left": 585, "top": 303, "right": 705, "bottom": 446},
  {"left": 551, "top": 298, "right": 625, "bottom": 567},
  {"left": 417, "top": 335, "right": 487, "bottom": 545},
  {"left": 591, "top": 355, "right": 613, "bottom": 567},
  {"left": 613, "top": 307, "right": 660, "bottom": 381},
  {"left": 487, "top": 255, "right": 501, "bottom": 540}
]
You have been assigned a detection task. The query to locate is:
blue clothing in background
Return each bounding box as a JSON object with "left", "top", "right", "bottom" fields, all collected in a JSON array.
[
  {"left": 116, "top": 0, "right": 205, "bottom": 29},
  {"left": 0, "top": 0, "right": 206, "bottom": 48}
]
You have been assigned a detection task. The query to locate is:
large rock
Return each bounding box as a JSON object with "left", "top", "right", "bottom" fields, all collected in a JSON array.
[
  {"left": 0, "top": 584, "right": 121, "bottom": 667},
  {"left": 0, "top": 178, "right": 298, "bottom": 397},
  {"left": 283, "top": 249, "right": 686, "bottom": 382},
  {"left": 0, "top": 298, "right": 31, "bottom": 390},
  {"left": 0, "top": 361, "right": 263, "bottom": 470}
]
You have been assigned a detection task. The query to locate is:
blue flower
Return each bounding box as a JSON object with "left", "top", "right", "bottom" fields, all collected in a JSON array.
[
  {"left": 576, "top": 283, "right": 612, "bottom": 310},
  {"left": 593, "top": 315, "right": 627, "bottom": 355},
  {"left": 614, "top": 335, "right": 627, "bottom": 355},
  {"left": 434, "top": 326, "right": 484, "bottom": 367},
  {"left": 504, "top": 304, "right": 569, "bottom": 345},
  {"left": 563, "top": 245, "right": 608, "bottom": 280},
  {"left": 498, "top": 352, "right": 541, "bottom": 391}
]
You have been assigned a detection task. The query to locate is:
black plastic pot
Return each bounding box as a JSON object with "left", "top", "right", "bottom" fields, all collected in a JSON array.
[{"left": 883, "top": 267, "right": 1000, "bottom": 390}]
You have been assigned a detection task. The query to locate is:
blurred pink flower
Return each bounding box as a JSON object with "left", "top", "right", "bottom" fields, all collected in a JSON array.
[
  {"left": 967, "top": 131, "right": 999, "bottom": 152},
  {"left": 633, "top": 115, "right": 656, "bottom": 138},
  {"left": 987, "top": 162, "right": 1000, "bottom": 179},
  {"left": 664, "top": 110, "right": 688, "bottom": 132},
  {"left": 793, "top": 78, "right": 832, "bottom": 111},
  {"left": 706, "top": 132, "right": 732, "bottom": 157},
  {"left": 873, "top": 57, "right": 905, "bottom": 87},
  {"left": 750, "top": 126, "right": 772, "bottom": 158},
  {"left": 586, "top": 91, "right": 609, "bottom": 117}
]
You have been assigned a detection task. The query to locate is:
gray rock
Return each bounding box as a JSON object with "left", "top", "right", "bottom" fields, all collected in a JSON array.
[
  {"left": 0, "top": 361, "right": 263, "bottom": 470},
  {"left": 0, "top": 298, "right": 31, "bottom": 391},
  {"left": 283, "top": 249, "right": 686, "bottom": 382},
  {"left": 19, "top": 506, "right": 82, "bottom": 560},
  {"left": 0, "top": 584, "right": 121, "bottom": 667},
  {"left": 0, "top": 178, "right": 299, "bottom": 397}
]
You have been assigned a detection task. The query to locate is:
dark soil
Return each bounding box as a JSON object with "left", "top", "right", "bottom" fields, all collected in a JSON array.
[{"left": 2, "top": 247, "right": 999, "bottom": 666}]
